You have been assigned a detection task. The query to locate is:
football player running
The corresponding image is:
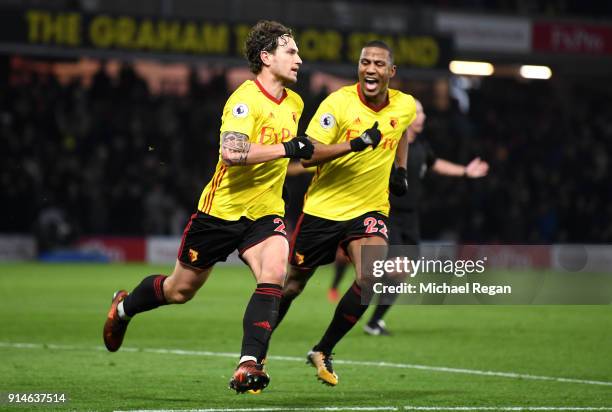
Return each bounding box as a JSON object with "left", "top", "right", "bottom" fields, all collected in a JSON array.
[{"left": 103, "top": 20, "right": 313, "bottom": 394}]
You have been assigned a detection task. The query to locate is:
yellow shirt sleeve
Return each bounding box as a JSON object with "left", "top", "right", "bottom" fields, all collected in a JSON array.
[
  {"left": 220, "top": 93, "right": 260, "bottom": 139},
  {"left": 305, "top": 94, "right": 342, "bottom": 145}
]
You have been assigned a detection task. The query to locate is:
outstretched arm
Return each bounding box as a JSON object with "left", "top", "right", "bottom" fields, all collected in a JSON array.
[
  {"left": 221, "top": 131, "right": 313, "bottom": 166},
  {"left": 432, "top": 157, "right": 489, "bottom": 178},
  {"left": 300, "top": 139, "right": 352, "bottom": 167},
  {"left": 301, "top": 121, "right": 381, "bottom": 167}
]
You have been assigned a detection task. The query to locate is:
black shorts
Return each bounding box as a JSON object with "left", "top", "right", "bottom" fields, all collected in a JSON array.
[
  {"left": 289, "top": 212, "right": 389, "bottom": 269},
  {"left": 177, "top": 212, "right": 288, "bottom": 270},
  {"left": 388, "top": 208, "right": 420, "bottom": 245},
  {"left": 387, "top": 208, "right": 420, "bottom": 259}
]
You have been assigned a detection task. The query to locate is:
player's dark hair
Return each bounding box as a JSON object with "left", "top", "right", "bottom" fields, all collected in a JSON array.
[
  {"left": 245, "top": 20, "right": 294, "bottom": 74},
  {"left": 362, "top": 40, "right": 394, "bottom": 64}
]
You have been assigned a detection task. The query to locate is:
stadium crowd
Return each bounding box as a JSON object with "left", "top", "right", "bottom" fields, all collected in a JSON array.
[{"left": 1, "top": 65, "right": 610, "bottom": 244}]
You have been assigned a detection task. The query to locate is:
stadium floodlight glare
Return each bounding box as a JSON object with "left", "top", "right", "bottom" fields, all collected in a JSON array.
[
  {"left": 449, "top": 60, "right": 494, "bottom": 76},
  {"left": 520, "top": 65, "right": 552, "bottom": 79}
]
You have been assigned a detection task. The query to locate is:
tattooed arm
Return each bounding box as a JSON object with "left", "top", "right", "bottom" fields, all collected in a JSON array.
[
  {"left": 221, "top": 131, "right": 252, "bottom": 166},
  {"left": 220, "top": 131, "right": 285, "bottom": 166}
]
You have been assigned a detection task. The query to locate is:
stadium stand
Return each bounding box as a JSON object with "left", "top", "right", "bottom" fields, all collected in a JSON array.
[{"left": 1, "top": 62, "right": 610, "bottom": 244}]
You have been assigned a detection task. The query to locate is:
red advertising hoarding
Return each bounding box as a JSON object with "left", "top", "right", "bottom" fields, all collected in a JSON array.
[{"left": 533, "top": 22, "right": 612, "bottom": 55}]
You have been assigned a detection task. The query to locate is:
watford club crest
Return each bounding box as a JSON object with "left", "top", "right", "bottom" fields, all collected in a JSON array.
[
  {"left": 188, "top": 248, "right": 199, "bottom": 263},
  {"left": 292, "top": 112, "right": 298, "bottom": 123},
  {"left": 295, "top": 252, "right": 305, "bottom": 265},
  {"left": 390, "top": 117, "right": 398, "bottom": 129}
]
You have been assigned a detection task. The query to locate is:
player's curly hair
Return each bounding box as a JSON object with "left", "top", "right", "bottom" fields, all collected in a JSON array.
[{"left": 245, "top": 20, "right": 294, "bottom": 74}]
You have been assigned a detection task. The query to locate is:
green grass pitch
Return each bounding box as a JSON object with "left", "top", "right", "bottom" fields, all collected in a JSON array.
[{"left": 0, "top": 263, "right": 611, "bottom": 411}]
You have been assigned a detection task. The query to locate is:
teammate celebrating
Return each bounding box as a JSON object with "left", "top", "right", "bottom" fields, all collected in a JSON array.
[
  {"left": 272, "top": 41, "right": 417, "bottom": 386},
  {"left": 102, "top": 20, "right": 313, "bottom": 394}
]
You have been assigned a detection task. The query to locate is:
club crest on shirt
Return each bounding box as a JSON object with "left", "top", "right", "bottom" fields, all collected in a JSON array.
[
  {"left": 390, "top": 117, "right": 398, "bottom": 129},
  {"left": 232, "top": 103, "right": 249, "bottom": 118}
]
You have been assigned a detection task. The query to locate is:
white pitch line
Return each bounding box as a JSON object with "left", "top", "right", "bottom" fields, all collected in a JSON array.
[
  {"left": 115, "top": 408, "right": 398, "bottom": 412},
  {"left": 404, "top": 408, "right": 612, "bottom": 411},
  {"left": 113, "top": 407, "right": 612, "bottom": 412},
  {"left": 1, "top": 341, "right": 612, "bottom": 388}
]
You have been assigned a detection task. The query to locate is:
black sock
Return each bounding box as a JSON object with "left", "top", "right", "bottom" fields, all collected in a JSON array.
[
  {"left": 275, "top": 294, "right": 294, "bottom": 331},
  {"left": 122, "top": 274, "right": 168, "bottom": 317},
  {"left": 313, "top": 281, "right": 369, "bottom": 354},
  {"left": 369, "top": 302, "right": 394, "bottom": 325},
  {"left": 331, "top": 261, "right": 348, "bottom": 289},
  {"left": 369, "top": 276, "right": 401, "bottom": 325},
  {"left": 275, "top": 268, "right": 315, "bottom": 332},
  {"left": 260, "top": 292, "right": 292, "bottom": 361},
  {"left": 241, "top": 283, "right": 282, "bottom": 362}
]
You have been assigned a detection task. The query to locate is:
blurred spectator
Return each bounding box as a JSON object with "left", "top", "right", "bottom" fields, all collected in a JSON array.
[
  {"left": 35, "top": 201, "right": 76, "bottom": 252},
  {"left": 1, "top": 63, "right": 610, "bottom": 243},
  {"left": 143, "top": 184, "right": 174, "bottom": 234},
  {"left": 1, "top": 62, "right": 227, "bottom": 236}
]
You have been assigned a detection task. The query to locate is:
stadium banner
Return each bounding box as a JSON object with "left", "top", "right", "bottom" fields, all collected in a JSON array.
[
  {"left": 0, "top": 235, "right": 36, "bottom": 261},
  {"left": 360, "top": 244, "right": 612, "bottom": 305},
  {"left": 532, "top": 21, "right": 612, "bottom": 55},
  {"left": 0, "top": 8, "right": 452, "bottom": 69},
  {"left": 146, "top": 236, "right": 181, "bottom": 265},
  {"left": 146, "top": 236, "right": 241, "bottom": 265},
  {"left": 435, "top": 11, "right": 531, "bottom": 53},
  {"left": 75, "top": 236, "right": 146, "bottom": 262}
]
